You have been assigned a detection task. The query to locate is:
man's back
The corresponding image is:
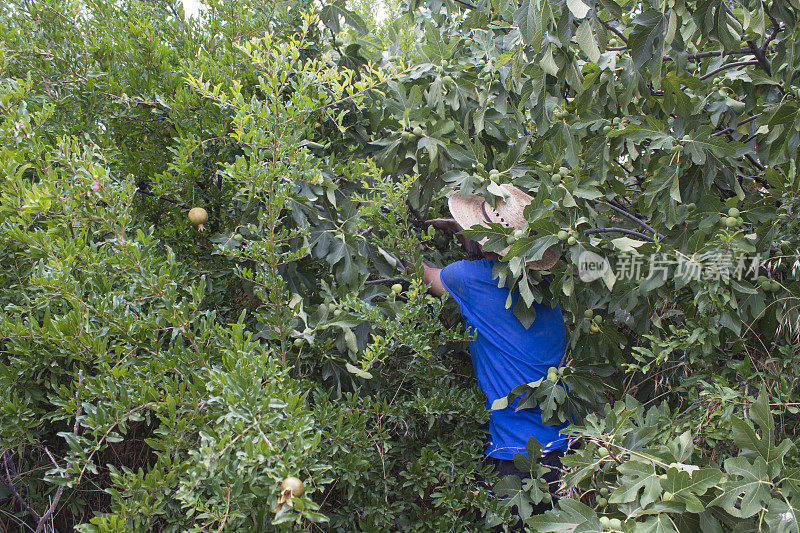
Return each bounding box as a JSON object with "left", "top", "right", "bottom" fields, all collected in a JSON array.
[{"left": 440, "top": 258, "right": 568, "bottom": 459}]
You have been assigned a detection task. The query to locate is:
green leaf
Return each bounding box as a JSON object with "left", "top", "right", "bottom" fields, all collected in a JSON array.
[
  {"left": 491, "top": 396, "right": 509, "bottom": 410},
  {"left": 494, "top": 475, "right": 533, "bottom": 518},
  {"left": 765, "top": 496, "right": 800, "bottom": 533},
  {"left": 731, "top": 389, "right": 794, "bottom": 477},
  {"left": 661, "top": 467, "right": 723, "bottom": 513},
  {"left": 525, "top": 498, "right": 603, "bottom": 531},
  {"left": 611, "top": 237, "right": 646, "bottom": 253},
  {"left": 320, "top": 2, "right": 367, "bottom": 34},
  {"left": 566, "top": 0, "right": 591, "bottom": 19},
  {"left": 345, "top": 362, "right": 373, "bottom": 379},
  {"left": 710, "top": 456, "right": 772, "bottom": 518},
  {"left": 541, "top": 46, "right": 559, "bottom": 76},
  {"left": 610, "top": 459, "right": 663, "bottom": 508},
  {"left": 514, "top": 0, "right": 546, "bottom": 48},
  {"left": 575, "top": 19, "right": 600, "bottom": 63},
  {"left": 634, "top": 514, "right": 678, "bottom": 533}
]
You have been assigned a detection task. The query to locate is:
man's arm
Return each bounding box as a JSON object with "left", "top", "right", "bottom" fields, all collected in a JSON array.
[
  {"left": 422, "top": 262, "right": 445, "bottom": 297},
  {"left": 415, "top": 218, "right": 463, "bottom": 297}
]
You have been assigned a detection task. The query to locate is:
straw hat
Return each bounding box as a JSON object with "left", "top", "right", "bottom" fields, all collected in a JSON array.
[{"left": 448, "top": 184, "right": 560, "bottom": 270}]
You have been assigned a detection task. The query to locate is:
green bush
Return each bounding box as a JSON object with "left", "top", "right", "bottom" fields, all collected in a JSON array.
[{"left": 1, "top": 0, "right": 800, "bottom": 531}]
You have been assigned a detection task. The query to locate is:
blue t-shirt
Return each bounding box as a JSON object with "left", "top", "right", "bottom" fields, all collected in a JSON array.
[{"left": 440, "top": 259, "right": 568, "bottom": 459}]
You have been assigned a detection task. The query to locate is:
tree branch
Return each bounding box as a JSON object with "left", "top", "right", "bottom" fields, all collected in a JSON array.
[
  {"left": 36, "top": 453, "right": 65, "bottom": 533},
  {"left": 584, "top": 227, "right": 655, "bottom": 242},
  {"left": 365, "top": 277, "right": 405, "bottom": 286},
  {"left": 453, "top": 0, "right": 478, "bottom": 9},
  {"left": 1, "top": 452, "right": 40, "bottom": 530},
  {"left": 710, "top": 113, "right": 761, "bottom": 138},
  {"left": 763, "top": 1, "right": 782, "bottom": 48},
  {"left": 35, "top": 370, "right": 82, "bottom": 533},
  {"left": 594, "top": 200, "right": 666, "bottom": 240},
  {"left": 688, "top": 48, "right": 753, "bottom": 60},
  {"left": 747, "top": 40, "right": 771, "bottom": 76},
  {"left": 600, "top": 20, "right": 628, "bottom": 44},
  {"left": 745, "top": 152, "right": 766, "bottom": 172},
  {"left": 700, "top": 60, "right": 760, "bottom": 80}
]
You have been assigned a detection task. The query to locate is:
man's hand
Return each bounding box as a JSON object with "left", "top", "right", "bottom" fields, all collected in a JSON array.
[
  {"left": 422, "top": 262, "right": 445, "bottom": 297},
  {"left": 424, "top": 218, "right": 463, "bottom": 235}
]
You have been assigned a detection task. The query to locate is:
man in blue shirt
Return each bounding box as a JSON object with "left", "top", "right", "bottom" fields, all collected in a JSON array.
[{"left": 418, "top": 184, "right": 567, "bottom": 514}]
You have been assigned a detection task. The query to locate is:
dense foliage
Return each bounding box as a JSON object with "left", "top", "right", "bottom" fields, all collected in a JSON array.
[{"left": 1, "top": 0, "right": 799, "bottom": 531}]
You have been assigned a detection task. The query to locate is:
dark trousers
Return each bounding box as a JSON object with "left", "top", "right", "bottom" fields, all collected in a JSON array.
[{"left": 484, "top": 450, "right": 564, "bottom": 530}]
